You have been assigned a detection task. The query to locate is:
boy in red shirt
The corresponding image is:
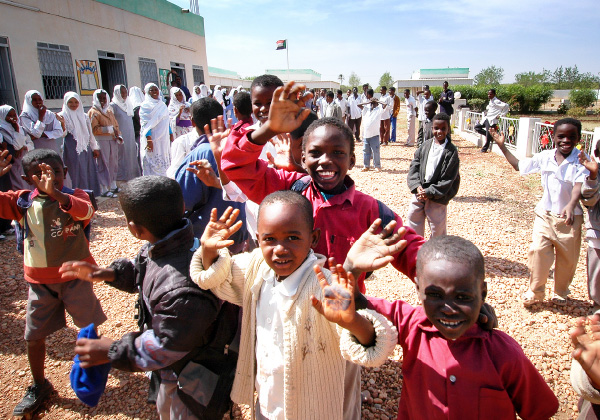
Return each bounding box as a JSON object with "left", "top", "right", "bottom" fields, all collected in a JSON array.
[{"left": 0, "top": 149, "right": 105, "bottom": 417}]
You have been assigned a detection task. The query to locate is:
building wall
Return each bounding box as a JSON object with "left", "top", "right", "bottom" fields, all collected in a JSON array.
[{"left": 0, "top": 0, "right": 208, "bottom": 110}]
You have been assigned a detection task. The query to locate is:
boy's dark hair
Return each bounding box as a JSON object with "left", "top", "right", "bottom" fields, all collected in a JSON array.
[
  {"left": 290, "top": 111, "right": 318, "bottom": 140},
  {"left": 22, "top": 149, "right": 63, "bottom": 174},
  {"left": 489, "top": 88, "right": 496, "bottom": 95},
  {"left": 258, "top": 190, "right": 313, "bottom": 231},
  {"left": 119, "top": 176, "right": 184, "bottom": 239},
  {"left": 390, "top": 87, "right": 396, "bottom": 92},
  {"left": 233, "top": 91, "right": 252, "bottom": 118},
  {"left": 191, "top": 98, "right": 223, "bottom": 129},
  {"left": 432, "top": 113, "right": 450, "bottom": 125},
  {"left": 381, "top": 86, "right": 387, "bottom": 91},
  {"left": 425, "top": 101, "right": 439, "bottom": 112},
  {"left": 251, "top": 74, "right": 284, "bottom": 90},
  {"left": 404, "top": 89, "right": 410, "bottom": 94},
  {"left": 367, "top": 89, "right": 374, "bottom": 97},
  {"left": 416, "top": 235, "right": 485, "bottom": 282},
  {"left": 362, "top": 84, "right": 369, "bottom": 88},
  {"left": 337, "top": 89, "right": 343, "bottom": 95},
  {"left": 303, "top": 117, "right": 355, "bottom": 153},
  {"left": 554, "top": 118, "right": 582, "bottom": 137},
  {"left": 326, "top": 91, "right": 334, "bottom": 99}
]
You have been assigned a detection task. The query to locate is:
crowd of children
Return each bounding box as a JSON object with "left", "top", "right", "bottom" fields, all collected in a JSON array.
[{"left": 2, "top": 74, "right": 600, "bottom": 419}]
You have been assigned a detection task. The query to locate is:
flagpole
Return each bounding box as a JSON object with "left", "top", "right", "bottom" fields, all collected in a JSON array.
[{"left": 286, "top": 39, "right": 289, "bottom": 82}]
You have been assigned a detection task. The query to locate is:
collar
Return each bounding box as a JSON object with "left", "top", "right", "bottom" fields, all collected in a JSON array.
[
  {"left": 191, "top": 133, "right": 208, "bottom": 149},
  {"left": 147, "top": 219, "right": 194, "bottom": 259},
  {"left": 30, "top": 185, "right": 74, "bottom": 201},
  {"left": 261, "top": 250, "right": 318, "bottom": 297},
  {"left": 309, "top": 176, "right": 356, "bottom": 207}
]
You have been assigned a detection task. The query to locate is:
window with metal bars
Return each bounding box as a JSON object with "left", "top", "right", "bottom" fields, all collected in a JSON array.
[
  {"left": 193, "top": 65, "right": 204, "bottom": 85},
  {"left": 139, "top": 57, "right": 158, "bottom": 87},
  {"left": 36, "top": 42, "right": 76, "bottom": 100}
]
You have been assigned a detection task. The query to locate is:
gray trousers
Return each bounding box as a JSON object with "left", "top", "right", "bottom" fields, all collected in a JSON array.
[
  {"left": 97, "top": 136, "right": 119, "bottom": 188},
  {"left": 157, "top": 380, "right": 197, "bottom": 420},
  {"left": 588, "top": 246, "right": 600, "bottom": 308},
  {"left": 406, "top": 194, "right": 448, "bottom": 238}
]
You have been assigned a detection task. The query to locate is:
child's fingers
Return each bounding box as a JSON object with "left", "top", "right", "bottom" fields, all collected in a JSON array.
[
  {"left": 215, "top": 239, "right": 235, "bottom": 248},
  {"left": 313, "top": 265, "right": 329, "bottom": 290},
  {"left": 311, "top": 295, "right": 325, "bottom": 315},
  {"left": 226, "top": 209, "right": 240, "bottom": 226},
  {"left": 219, "top": 206, "right": 234, "bottom": 222},
  {"left": 217, "top": 115, "right": 224, "bottom": 132},
  {"left": 227, "top": 220, "right": 243, "bottom": 236},
  {"left": 388, "top": 239, "right": 408, "bottom": 255},
  {"left": 366, "top": 218, "right": 383, "bottom": 235},
  {"left": 209, "top": 207, "right": 218, "bottom": 223},
  {"left": 380, "top": 220, "right": 398, "bottom": 238},
  {"left": 371, "top": 255, "right": 395, "bottom": 270},
  {"left": 296, "top": 108, "right": 312, "bottom": 123},
  {"left": 273, "top": 86, "right": 285, "bottom": 103},
  {"left": 280, "top": 81, "right": 296, "bottom": 101}
]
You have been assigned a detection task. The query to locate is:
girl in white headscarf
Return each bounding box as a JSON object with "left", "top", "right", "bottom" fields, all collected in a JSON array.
[
  {"left": 88, "top": 88, "right": 122, "bottom": 196},
  {"left": 213, "top": 85, "right": 224, "bottom": 108},
  {"left": 111, "top": 85, "right": 141, "bottom": 182},
  {"left": 0, "top": 105, "right": 33, "bottom": 190},
  {"left": 139, "top": 83, "right": 173, "bottom": 176},
  {"left": 58, "top": 92, "right": 104, "bottom": 195},
  {"left": 190, "top": 85, "right": 202, "bottom": 103},
  {"left": 19, "top": 90, "right": 65, "bottom": 153},
  {"left": 168, "top": 86, "right": 192, "bottom": 138},
  {"left": 199, "top": 84, "right": 209, "bottom": 99}
]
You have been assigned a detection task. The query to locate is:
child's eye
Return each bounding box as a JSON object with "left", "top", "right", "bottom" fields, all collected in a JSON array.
[
  {"left": 288, "top": 235, "right": 300, "bottom": 241},
  {"left": 456, "top": 294, "right": 473, "bottom": 302},
  {"left": 425, "top": 292, "right": 442, "bottom": 299}
]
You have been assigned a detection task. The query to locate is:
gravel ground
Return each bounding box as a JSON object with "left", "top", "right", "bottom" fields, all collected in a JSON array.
[{"left": 0, "top": 125, "right": 590, "bottom": 419}]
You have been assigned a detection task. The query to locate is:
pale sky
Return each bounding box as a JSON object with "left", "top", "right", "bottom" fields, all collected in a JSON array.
[{"left": 169, "top": 0, "right": 600, "bottom": 85}]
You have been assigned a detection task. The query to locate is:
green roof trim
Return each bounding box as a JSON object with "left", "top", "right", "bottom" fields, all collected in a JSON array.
[
  {"left": 94, "top": 0, "right": 204, "bottom": 37},
  {"left": 420, "top": 68, "right": 469, "bottom": 76},
  {"left": 208, "top": 66, "right": 241, "bottom": 77},
  {"left": 266, "top": 69, "right": 321, "bottom": 77}
]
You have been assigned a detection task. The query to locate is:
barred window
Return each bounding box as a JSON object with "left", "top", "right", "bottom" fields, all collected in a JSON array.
[
  {"left": 139, "top": 57, "right": 158, "bottom": 87},
  {"left": 37, "top": 42, "right": 76, "bottom": 100},
  {"left": 193, "top": 65, "right": 204, "bottom": 85}
]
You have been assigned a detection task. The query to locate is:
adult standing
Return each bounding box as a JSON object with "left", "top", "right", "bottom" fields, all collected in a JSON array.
[
  {"left": 404, "top": 89, "right": 417, "bottom": 146},
  {"left": 111, "top": 85, "right": 141, "bottom": 182},
  {"left": 139, "top": 83, "right": 173, "bottom": 176},
  {"left": 316, "top": 88, "right": 327, "bottom": 118},
  {"left": 438, "top": 81, "right": 454, "bottom": 115},
  {"left": 416, "top": 89, "right": 434, "bottom": 132},
  {"left": 379, "top": 86, "right": 392, "bottom": 146},
  {"left": 167, "top": 87, "right": 192, "bottom": 138},
  {"left": 324, "top": 91, "right": 343, "bottom": 120},
  {"left": 335, "top": 89, "right": 347, "bottom": 122},
  {"left": 20, "top": 90, "right": 65, "bottom": 153},
  {"left": 389, "top": 87, "right": 400, "bottom": 142},
  {"left": 169, "top": 71, "right": 191, "bottom": 101},
  {"left": 347, "top": 87, "right": 362, "bottom": 143},
  {"left": 476, "top": 89, "right": 509, "bottom": 153}
]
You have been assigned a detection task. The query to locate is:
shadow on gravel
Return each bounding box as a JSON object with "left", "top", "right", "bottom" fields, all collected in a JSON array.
[
  {"left": 453, "top": 196, "right": 502, "bottom": 203},
  {"left": 484, "top": 257, "right": 529, "bottom": 278},
  {"left": 382, "top": 169, "right": 408, "bottom": 175}
]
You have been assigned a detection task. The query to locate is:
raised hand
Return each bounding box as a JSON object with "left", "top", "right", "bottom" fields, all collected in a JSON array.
[
  {"left": 265, "top": 81, "right": 313, "bottom": 134},
  {"left": 571, "top": 314, "right": 600, "bottom": 389},
  {"left": 579, "top": 150, "right": 599, "bottom": 179},
  {"left": 311, "top": 260, "right": 357, "bottom": 325},
  {"left": 205, "top": 116, "right": 230, "bottom": 162},
  {"left": 489, "top": 127, "right": 505, "bottom": 147},
  {"left": 200, "top": 207, "right": 243, "bottom": 251},
  {"left": 344, "top": 219, "right": 407, "bottom": 275},
  {"left": 59, "top": 261, "right": 115, "bottom": 282},
  {"left": 31, "top": 162, "right": 56, "bottom": 195},
  {"left": 266, "top": 133, "right": 301, "bottom": 171},
  {"left": 0, "top": 149, "right": 13, "bottom": 177},
  {"left": 187, "top": 160, "right": 221, "bottom": 188}
]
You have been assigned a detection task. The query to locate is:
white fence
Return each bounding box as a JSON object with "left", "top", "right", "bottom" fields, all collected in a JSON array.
[{"left": 463, "top": 111, "right": 519, "bottom": 149}]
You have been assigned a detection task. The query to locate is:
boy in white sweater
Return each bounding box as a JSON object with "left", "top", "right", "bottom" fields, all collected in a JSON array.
[{"left": 190, "top": 191, "right": 400, "bottom": 419}]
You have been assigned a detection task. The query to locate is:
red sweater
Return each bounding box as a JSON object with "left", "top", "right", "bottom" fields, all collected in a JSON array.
[
  {"left": 368, "top": 297, "right": 559, "bottom": 420},
  {"left": 0, "top": 188, "right": 96, "bottom": 284},
  {"left": 221, "top": 130, "right": 424, "bottom": 290}
]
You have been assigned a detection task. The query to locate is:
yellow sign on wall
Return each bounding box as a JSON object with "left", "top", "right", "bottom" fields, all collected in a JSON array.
[{"left": 76, "top": 60, "right": 100, "bottom": 96}]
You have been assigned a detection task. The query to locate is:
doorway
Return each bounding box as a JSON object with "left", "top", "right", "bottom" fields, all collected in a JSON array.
[
  {"left": 98, "top": 50, "right": 127, "bottom": 92},
  {"left": 0, "top": 37, "right": 19, "bottom": 112}
]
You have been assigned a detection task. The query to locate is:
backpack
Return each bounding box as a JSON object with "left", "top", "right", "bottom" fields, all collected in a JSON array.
[{"left": 14, "top": 188, "right": 98, "bottom": 254}]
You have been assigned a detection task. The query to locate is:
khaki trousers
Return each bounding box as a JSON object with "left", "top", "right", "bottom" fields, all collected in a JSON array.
[{"left": 528, "top": 210, "right": 583, "bottom": 299}]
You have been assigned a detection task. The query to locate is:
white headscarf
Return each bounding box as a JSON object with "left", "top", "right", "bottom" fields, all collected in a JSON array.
[
  {"left": 199, "top": 84, "right": 208, "bottom": 98},
  {"left": 0, "top": 105, "right": 27, "bottom": 149},
  {"left": 236, "top": 84, "right": 244, "bottom": 93},
  {"left": 92, "top": 89, "right": 111, "bottom": 114},
  {"left": 21, "top": 90, "right": 43, "bottom": 121},
  {"left": 168, "top": 87, "right": 187, "bottom": 119},
  {"left": 111, "top": 85, "right": 133, "bottom": 116},
  {"left": 59, "top": 92, "right": 93, "bottom": 154},
  {"left": 129, "top": 86, "right": 145, "bottom": 109},
  {"left": 140, "top": 83, "right": 169, "bottom": 137},
  {"left": 191, "top": 85, "right": 202, "bottom": 102},
  {"left": 213, "top": 85, "right": 224, "bottom": 105}
]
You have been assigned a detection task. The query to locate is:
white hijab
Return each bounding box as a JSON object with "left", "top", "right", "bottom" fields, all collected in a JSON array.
[
  {"left": 191, "top": 85, "right": 202, "bottom": 102},
  {"left": 0, "top": 105, "right": 27, "bottom": 149},
  {"left": 92, "top": 89, "right": 111, "bottom": 114},
  {"left": 129, "top": 86, "right": 145, "bottom": 109},
  {"left": 199, "top": 84, "right": 208, "bottom": 98},
  {"left": 21, "top": 90, "right": 45, "bottom": 122},
  {"left": 111, "top": 85, "right": 133, "bottom": 116},
  {"left": 140, "top": 83, "right": 169, "bottom": 137},
  {"left": 59, "top": 92, "right": 93, "bottom": 154},
  {"left": 214, "top": 85, "right": 224, "bottom": 105},
  {"left": 168, "top": 87, "right": 187, "bottom": 118}
]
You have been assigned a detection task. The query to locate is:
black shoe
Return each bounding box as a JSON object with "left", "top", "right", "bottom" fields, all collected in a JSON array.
[
  {"left": 480, "top": 149, "right": 488, "bottom": 153},
  {"left": 13, "top": 380, "right": 53, "bottom": 416}
]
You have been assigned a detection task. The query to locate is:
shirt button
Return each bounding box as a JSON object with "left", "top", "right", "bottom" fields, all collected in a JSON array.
[{"left": 449, "top": 375, "right": 456, "bottom": 383}]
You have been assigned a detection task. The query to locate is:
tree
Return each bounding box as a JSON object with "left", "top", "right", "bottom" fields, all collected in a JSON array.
[
  {"left": 569, "top": 88, "right": 597, "bottom": 108},
  {"left": 348, "top": 72, "right": 361, "bottom": 89},
  {"left": 551, "top": 65, "right": 600, "bottom": 89},
  {"left": 515, "top": 70, "right": 551, "bottom": 86},
  {"left": 378, "top": 72, "right": 394, "bottom": 90},
  {"left": 474, "top": 66, "right": 504, "bottom": 86}
]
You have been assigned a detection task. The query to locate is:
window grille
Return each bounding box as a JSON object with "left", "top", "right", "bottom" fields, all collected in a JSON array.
[
  {"left": 37, "top": 42, "right": 76, "bottom": 100},
  {"left": 139, "top": 57, "right": 158, "bottom": 87},
  {"left": 192, "top": 65, "right": 204, "bottom": 85}
]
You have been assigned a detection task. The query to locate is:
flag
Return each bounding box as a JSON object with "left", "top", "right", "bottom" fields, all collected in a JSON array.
[{"left": 276, "top": 40, "right": 286, "bottom": 50}]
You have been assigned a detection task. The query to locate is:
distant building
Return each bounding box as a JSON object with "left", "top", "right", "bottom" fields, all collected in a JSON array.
[
  {"left": 265, "top": 69, "right": 340, "bottom": 90},
  {"left": 208, "top": 66, "right": 251, "bottom": 90},
  {"left": 394, "top": 68, "right": 473, "bottom": 93},
  {"left": 0, "top": 0, "right": 209, "bottom": 111}
]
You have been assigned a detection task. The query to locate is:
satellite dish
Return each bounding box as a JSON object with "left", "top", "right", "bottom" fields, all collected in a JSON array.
[{"left": 455, "top": 92, "right": 462, "bottom": 99}]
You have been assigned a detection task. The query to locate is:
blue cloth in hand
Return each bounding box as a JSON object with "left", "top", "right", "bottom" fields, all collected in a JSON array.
[{"left": 70, "top": 323, "right": 111, "bottom": 407}]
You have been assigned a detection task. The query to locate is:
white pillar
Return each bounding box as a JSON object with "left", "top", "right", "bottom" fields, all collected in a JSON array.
[
  {"left": 515, "top": 117, "right": 541, "bottom": 159},
  {"left": 458, "top": 107, "right": 470, "bottom": 133}
]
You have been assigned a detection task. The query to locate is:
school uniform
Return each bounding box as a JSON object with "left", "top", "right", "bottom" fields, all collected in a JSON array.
[
  {"left": 405, "top": 95, "right": 417, "bottom": 146},
  {"left": 347, "top": 95, "right": 362, "bottom": 142},
  {"left": 361, "top": 103, "right": 385, "bottom": 168}
]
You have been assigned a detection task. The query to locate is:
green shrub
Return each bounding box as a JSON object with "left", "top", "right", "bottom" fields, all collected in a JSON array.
[
  {"left": 467, "top": 99, "right": 486, "bottom": 112},
  {"left": 567, "top": 107, "right": 587, "bottom": 118},
  {"left": 569, "top": 89, "right": 597, "bottom": 108},
  {"left": 557, "top": 103, "right": 569, "bottom": 115}
]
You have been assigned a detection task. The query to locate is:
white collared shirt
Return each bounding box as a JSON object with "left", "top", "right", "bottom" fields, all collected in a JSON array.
[
  {"left": 317, "top": 97, "right": 328, "bottom": 118},
  {"left": 518, "top": 148, "right": 588, "bottom": 215},
  {"left": 380, "top": 94, "right": 392, "bottom": 120},
  {"left": 425, "top": 138, "right": 448, "bottom": 182},
  {"left": 484, "top": 97, "right": 509, "bottom": 124},
  {"left": 405, "top": 95, "right": 417, "bottom": 117},
  {"left": 362, "top": 103, "right": 385, "bottom": 138},
  {"left": 335, "top": 97, "right": 347, "bottom": 117},
  {"left": 255, "top": 251, "right": 318, "bottom": 420},
  {"left": 417, "top": 94, "right": 434, "bottom": 121},
  {"left": 347, "top": 95, "right": 362, "bottom": 119}
]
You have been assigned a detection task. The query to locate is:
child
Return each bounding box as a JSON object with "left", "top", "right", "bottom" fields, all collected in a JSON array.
[
  {"left": 190, "top": 192, "right": 399, "bottom": 419},
  {"left": 492, "top": 118, "right": 587, "bottom": 306},
  {"left": 416, "top": 100, "right": 438, "bottom": 148},
  {"left": 0, "top": 149, "right": 106, "bottom": 417},
  {"left": 20, "top": 90, "right": 65, "bottom": 154},
  {"left": 406, "top": 113, "right": 460, "bottom": 238},
  {"left": 59, "top": 176, "right": 233, "bottom": 419},
  {"left": 570, "top": 313, "right": 600, "bottom": 418},
  {"left": 579, "top": 143, "right": 600, "bottom": 311},
  {"left": 353, "top": 235, "right": 559, "bottom": 419},
  {"left": 232, "top": 90, "right": 253, "bottom": 131},
  {"left": 220, "top": 81, "right": 424, "bottom": 293},
  {"left": 357, "top": 88, "right": 387, "bottom": 171}
]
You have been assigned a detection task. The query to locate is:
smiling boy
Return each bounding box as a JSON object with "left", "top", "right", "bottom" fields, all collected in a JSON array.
[{"left": 357, "top": 235, "right": 559, "bottom": 419}]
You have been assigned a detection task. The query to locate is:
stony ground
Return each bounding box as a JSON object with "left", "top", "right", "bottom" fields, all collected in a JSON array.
[{"left": 0, "top": 124, "right": 591, "bottom": 419}]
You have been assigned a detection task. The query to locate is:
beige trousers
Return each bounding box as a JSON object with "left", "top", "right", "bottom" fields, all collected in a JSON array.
[{"left": 528, "top": 210, "right": 583, "bottom": 299}]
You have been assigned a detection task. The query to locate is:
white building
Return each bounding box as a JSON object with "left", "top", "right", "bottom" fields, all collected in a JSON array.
[
  {"left": 266, "top": 69, "right": 340, "bottom": 90},
  {"left": 0, "top": 0, "right": 209, "bottom": 111},
  {"left": 394, "top": 68, "right": 473, "bottom": 94}
]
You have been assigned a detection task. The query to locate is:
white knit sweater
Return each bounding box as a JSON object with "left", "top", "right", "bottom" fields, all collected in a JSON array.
[{"left": 190, "top": 248, "right": 397, "bottom": 419}]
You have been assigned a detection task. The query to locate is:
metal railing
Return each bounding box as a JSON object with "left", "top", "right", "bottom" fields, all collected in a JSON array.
[
  {"left": 498, "top": 117, "right": 519, "bottom": 148},
  {"left": 532, "top": 122, "right": 594, "bottom": 155},
  {"left": 464, "top": 111, "right": 483, "bottom": 134}
]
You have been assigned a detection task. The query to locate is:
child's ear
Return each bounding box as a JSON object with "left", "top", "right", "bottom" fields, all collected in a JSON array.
[
  {"left": 128, "top": 221, "right": 147, "bottom": 240},
  {"left": 301, "top": 150, "right": 307, "bottom": 170},
  {"left": 311, "top": 228, "right": 321, "bottom": 248},
  {"left": 481, "top": 281, "right": 487, "bottom": 302},
  {"left": 349, "top": 152, "right": 356, "bottom": 170},
  {"left": 191, "top": 119, "right": 196, "bottom": 128}
]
